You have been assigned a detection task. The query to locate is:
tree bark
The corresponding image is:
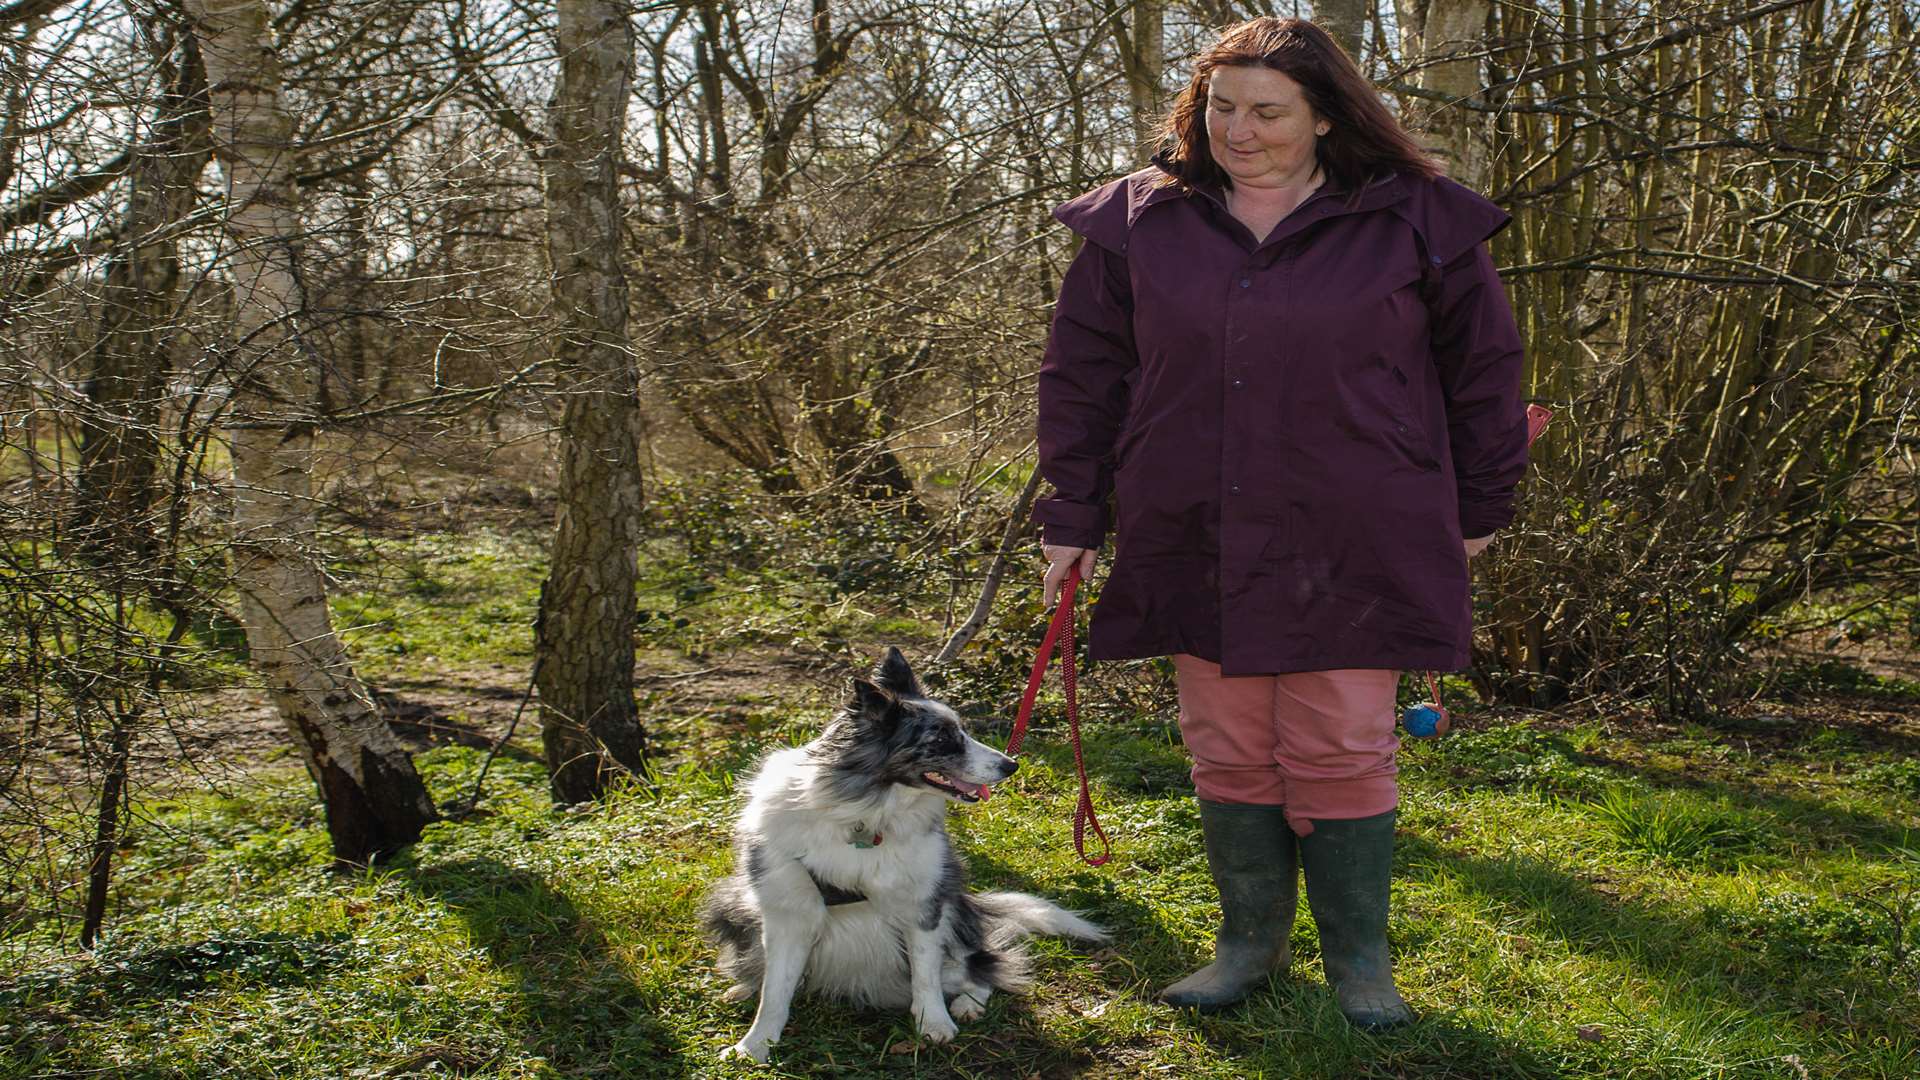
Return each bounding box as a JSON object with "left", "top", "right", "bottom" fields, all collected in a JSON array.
[
  {"left": 80, "top": 711, "right": 131, "bottom": 948},
  {"left": 74, "top": 28, "right": 209, "bottom": 555},
  {"left": 1111, "top": 0, "right": 1166, "bottom": 159},
  {"left": 534, "top": 0, "right": 650, "bottom": 803},
  {"left": 184, "top": 0, "right": 435, "bottom": 865},
  {"left": 1400, "top": 0, "right": 1491, "bottom": 184},
  {"left": 1315, "top": 0, "right": 1371, "bottom": 64}
]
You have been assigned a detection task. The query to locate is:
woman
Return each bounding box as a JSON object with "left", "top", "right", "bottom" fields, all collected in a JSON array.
[{"left": 1032, "top": 18, "right": 1531, "bottom": 1029}]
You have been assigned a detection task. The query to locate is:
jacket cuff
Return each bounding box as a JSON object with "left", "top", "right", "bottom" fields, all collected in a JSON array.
[
  {"left": 1031, "top": 497, "right": 1108, "bottom": 549},
  {"left": 1458, "top": 496, "right": 1515, "bottom": 540}
]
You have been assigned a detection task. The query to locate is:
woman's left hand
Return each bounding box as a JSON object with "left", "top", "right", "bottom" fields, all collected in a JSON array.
[{"left": 1464, "top": 533, "right": 1495, "bottom": 559}]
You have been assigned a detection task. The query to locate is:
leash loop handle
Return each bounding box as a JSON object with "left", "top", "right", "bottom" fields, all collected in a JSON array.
[{"left": 1006, "top": 562, "right": 1111, "bottom": 867}]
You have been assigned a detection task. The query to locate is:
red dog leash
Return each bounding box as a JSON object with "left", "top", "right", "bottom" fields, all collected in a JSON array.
[
  {"left": 1003, "top": 561, "right": 1111, "bottom": 866},
  {"left": 1009, "top": 404, "right": 1555, "bottom": 854}
]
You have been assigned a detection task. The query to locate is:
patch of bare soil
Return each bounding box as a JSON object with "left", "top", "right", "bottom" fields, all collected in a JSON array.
[
  {"left": 1756, "top": 635, "right": 1920, "bottom": 685},
  {"left": 96, "top": 645, "right": 842, "bottom": 797},
  {"left": 45, "top": 626, "right": 1920, "bottom": 806}
]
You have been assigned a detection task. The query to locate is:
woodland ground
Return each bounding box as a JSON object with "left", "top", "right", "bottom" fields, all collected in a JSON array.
[{"left": 3, "top": 503, "right": 1917, "bottom": 1079}]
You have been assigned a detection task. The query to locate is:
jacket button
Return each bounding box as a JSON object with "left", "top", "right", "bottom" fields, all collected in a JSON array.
[
  {"left": 1239, "top": 278, "right": 1250, "bottom": 288},
  {"left": 1230, "top": 484, "right": 1240, "bottom": 494},
  {"left": 1232, "top": 379, "right": 1244, "bottom": 387},
  {"left": 1396, "top": 424, "right": 1408, "bottom": 432}
]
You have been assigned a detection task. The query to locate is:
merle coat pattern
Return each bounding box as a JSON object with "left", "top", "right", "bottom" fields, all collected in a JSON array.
[{"left": 701, "top": 647, "right": 1108, "bottom": 1063}]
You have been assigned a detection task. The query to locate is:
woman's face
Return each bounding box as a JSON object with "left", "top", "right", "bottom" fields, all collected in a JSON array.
[{"left": 1204, "top": 64, "right": 1329, "bottom": 188}]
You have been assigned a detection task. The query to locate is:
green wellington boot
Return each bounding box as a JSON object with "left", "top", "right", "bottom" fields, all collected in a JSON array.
[
  {"left": 1297, "top": 808, "right": 1416, "bottom": 1030},
  {"left": 1158, "top": 800, "right": 1298, "bottom": 1011}
]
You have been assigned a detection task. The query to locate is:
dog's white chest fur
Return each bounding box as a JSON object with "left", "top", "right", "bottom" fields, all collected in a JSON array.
[{"left": 744, "top": 750, "right": 947, "bottom": 903}]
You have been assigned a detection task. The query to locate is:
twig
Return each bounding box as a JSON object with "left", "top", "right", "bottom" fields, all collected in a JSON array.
[{"left": 450, "top": 656, "right": 541, "bottom": 818}]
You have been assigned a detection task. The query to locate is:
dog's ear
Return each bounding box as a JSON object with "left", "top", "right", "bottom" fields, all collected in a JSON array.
[
  {"left": 849, "top": 677, "right": 900, "bottom": 726},
  {"left": 873, "top": 646, "right": 922, "bottom": 698}
]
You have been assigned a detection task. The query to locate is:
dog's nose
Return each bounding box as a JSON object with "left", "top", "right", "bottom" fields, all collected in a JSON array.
[{"left": 998, "top": 757, "right": 1019, "bottom": 778}]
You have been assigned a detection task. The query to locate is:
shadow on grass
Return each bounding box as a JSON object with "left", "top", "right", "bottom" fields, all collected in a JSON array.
[
  {"left": 1412, "top": 723, "right": 1918, "bottom": 860},
  {"left": 1201, "top": 986, "right": 1573, "bottom": 1080},
  {"left": 970, "top": 845, "right": 1569, "bottom": 1079},
  {"left": 0, "top": 932, "right": 357, "bottom": 1017},
  {"left": 375, "top": 687, "right": 544, "bottom": 758},
  {"left": 1579, "top": 755, "right": 1919, "bottom": 858},
  {"left": 1397, "top": 833, "right": 1913, "bottom": 1043},
  {"left": 397, "top": 857, "right": 685, "bottom": 1078}
]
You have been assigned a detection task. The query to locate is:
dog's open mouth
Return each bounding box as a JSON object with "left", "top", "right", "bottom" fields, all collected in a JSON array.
[{"left": 922, "top": 771, "right": 991, "bottom": 802}]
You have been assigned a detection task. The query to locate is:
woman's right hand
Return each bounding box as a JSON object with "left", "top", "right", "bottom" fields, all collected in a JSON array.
[{"left": 1042, "top": 544, "right": 1098, "bottom": 611}]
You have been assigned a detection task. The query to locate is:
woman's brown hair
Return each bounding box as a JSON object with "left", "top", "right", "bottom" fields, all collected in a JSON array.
[{"left": 1157, "top": 17, "right": 1441, "bottom": 194}]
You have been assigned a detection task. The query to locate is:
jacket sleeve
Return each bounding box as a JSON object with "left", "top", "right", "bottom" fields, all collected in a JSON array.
[
  {"left": 1032, "top": 235, "right": 1137, "bottom": 549},
  {"left": 1411, "top": 177, "right": 1529, "bottom": 541},
  {"left": 1431, "top": 240, "right": 1529, "bottom": 539}
]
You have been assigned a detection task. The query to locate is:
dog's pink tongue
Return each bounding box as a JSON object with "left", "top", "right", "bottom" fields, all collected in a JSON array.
[{"left": 975, "top": 783, "right": 992, "bottom": 801}]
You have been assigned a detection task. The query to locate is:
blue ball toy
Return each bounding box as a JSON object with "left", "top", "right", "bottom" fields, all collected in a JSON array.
[{"left": 1402, "top": 702, "right": 1450, "bottom": 738}]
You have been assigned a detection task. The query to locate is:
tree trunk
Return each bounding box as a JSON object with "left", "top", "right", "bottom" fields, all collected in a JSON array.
[
  {"left": 184, "top": 0, "right": 435, "bottom": 865},
  {"left": 534, "top": 0, "right": 650, "bottom": 804},
  {"left": 74, "top": 30, "right": 209, "bottom": 555},
  {"left": 1112, "top": 0, "right": 1166, "bottom": 159},
  {"left": 1315, "top": 0, "right": 1371, "bottom": 63},
  {"left": 80, "top": 710, "right": 132, "bottom": 948},
  {"left": 1401, "top": 0, "right": 1490, "bottom": 183}
]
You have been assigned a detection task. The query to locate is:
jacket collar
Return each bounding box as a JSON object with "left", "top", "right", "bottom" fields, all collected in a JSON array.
[{"left": 1139, "top": 147, "right": 1409, "bottom": 247}]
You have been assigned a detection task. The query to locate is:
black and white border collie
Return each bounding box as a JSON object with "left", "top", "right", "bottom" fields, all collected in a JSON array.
[{"left": 701, "top": 647, "right": 1108, "bottom": 1062}]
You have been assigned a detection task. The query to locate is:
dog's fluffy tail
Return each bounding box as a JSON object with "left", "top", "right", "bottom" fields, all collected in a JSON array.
[{"left": 974, "top": 891, "right": 1109, "bottom": 943}]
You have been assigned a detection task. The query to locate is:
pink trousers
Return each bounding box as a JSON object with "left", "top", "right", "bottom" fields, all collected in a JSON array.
[{"left": 1170, "top": 653, "right": 1400, "bottom": 836}]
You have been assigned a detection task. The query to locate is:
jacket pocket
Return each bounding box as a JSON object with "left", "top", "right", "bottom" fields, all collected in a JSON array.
[{"left": 1384, "top": 364, "right": 1440, "bottom": 472}]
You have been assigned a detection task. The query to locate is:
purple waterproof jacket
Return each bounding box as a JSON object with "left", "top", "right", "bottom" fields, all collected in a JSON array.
[{"left": 1033, "top": 153, "right": 1531, "bottom": 676}]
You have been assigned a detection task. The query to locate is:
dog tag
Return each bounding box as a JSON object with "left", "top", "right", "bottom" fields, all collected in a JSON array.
[{"left": 849, "top": 825, "right": 882, "bottom": 848}]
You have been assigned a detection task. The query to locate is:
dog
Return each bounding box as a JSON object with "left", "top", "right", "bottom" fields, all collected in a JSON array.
[{"left": 701, "top": 646, "right": 1109, "bottom": 1062}]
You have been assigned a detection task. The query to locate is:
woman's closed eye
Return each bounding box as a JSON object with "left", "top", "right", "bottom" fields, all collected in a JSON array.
[{"left": 1210, "top": 100, "right": 1283, "bottom": 119}]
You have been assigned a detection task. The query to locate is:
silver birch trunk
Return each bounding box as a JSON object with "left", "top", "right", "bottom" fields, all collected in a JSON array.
[
  {"left": 184, "top": 0, "right": 435, "bottom": 864},
  {"left": 534, "top": 0, "right": 649, "bottom": 803},
  {"left": 1399, "top": 0, "right": 1491, "bottom": 185},
  {"left": 1314, "top": 0, "right": 1371, "bottom": 63},
  {"left": 1113, "top": 0, "right": 1165, "bottom": 159}
]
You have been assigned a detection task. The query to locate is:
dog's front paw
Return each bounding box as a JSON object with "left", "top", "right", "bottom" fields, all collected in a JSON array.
[
  {"left": 949, "top": 990, "right": 987, "bottom": 1021},
  {"left": 720, "top": 1038, "right": 771, "bottom": 1063},
  {"left": 915, "top": 1008, "right": 959, "bottom": 1044}
]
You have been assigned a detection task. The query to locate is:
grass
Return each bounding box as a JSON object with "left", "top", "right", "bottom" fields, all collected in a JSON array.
[
  {"left": 1582, "top": 785, "right": 1764, "bottom": 866},
  {"left": 5, "top": 711, "right": 1915, "bottom": 1078},
  {"left": 4, "top": 529, "right": 1918, "bottom": 1078}
]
